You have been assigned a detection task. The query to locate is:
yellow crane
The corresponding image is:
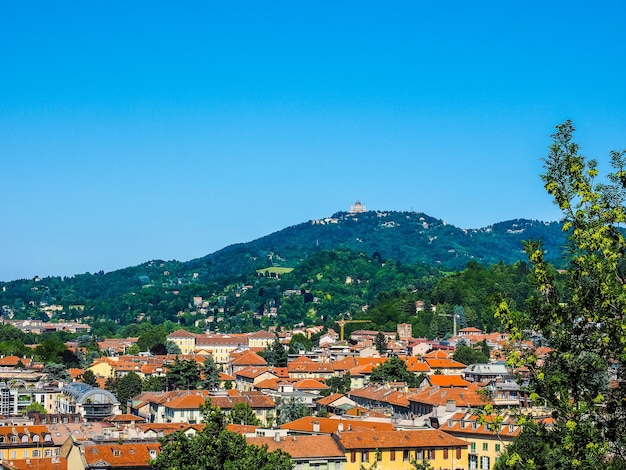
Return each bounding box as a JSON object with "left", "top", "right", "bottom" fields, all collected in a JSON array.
[{"left": 335, "top": 319, "right": 372, "bottom": 341}]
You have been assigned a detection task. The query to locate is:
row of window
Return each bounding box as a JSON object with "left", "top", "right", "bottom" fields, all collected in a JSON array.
[
  {"left": 469, "top": 442, "right": 501, "bottom": 453},
  {"left": 350, "top": 448, "right": 463, "bottom": 463},
  {"left": 0, "top": 448, "right": 59, "bottom": 459}
]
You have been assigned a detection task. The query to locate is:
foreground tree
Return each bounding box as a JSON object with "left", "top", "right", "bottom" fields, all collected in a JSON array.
[
  {"left": 496, "top": 121, "right": 626, "bottom": 469},
  {"left": 152, "top": 399, "right": 292, "bottom": 470}
]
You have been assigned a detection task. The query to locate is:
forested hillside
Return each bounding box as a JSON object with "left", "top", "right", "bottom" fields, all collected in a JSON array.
[{"left": 0, "top": 210, "right": 566, "bottom": 338}]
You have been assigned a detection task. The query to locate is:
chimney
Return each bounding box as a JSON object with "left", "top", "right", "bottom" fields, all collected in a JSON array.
[
  {"left": 313, "top": 421, "right": 320, "bottom": 433},
  {"left": 337, "top": 422, "right": 344, "bottom": 433},
  {"left": 274, "top": 432, "right": 280, "bottom": 442}
]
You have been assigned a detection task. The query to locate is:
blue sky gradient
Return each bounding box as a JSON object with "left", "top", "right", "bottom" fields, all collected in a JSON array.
[{"left": 2, "top": 1, "right": 625, "bottom": 281}]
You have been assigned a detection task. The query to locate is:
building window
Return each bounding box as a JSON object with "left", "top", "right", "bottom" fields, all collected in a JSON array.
[
  {"left": 32, "top": 450, "right": 41, "bottom": 458},
  {"left": 351, "top": 451, "right": 356, "bottom": 463},
  {"left": 390, "top": 450, "right": 396, "bottom": 461},
  {"left": 495, "top": 444, "right": 501, "bottom": 452},
  {"left": 403, "top": 450, "right": 410, "bottom": 461},
  {"left": 45, "top": 450, "right": 53, "bottom": 457},
  {"left": 361, "top": 451, "right": 369, "bottom": 462},
  {"left": 456, "top": 448, "right": 462, "bottom": 460},
  {"left": 481, "top": 456, "right": 491, "bottom": 469},
  {"left": 483, "top": 442, "right": 488, "bottom": 451},
  {"left": 443, "top": 448, "right": 449, "bottom": 459},
  {"left": 470, "top": 442, "right": 476, "bottom": 452},
  {"left": 416, "top": 449, "right": 423, "bottom": 461}
]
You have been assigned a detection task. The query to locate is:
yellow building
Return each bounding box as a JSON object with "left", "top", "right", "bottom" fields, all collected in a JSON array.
[
  {"left": 167, "top": 329, "right": 198, "bottom": 355},
  {"left": 338, "top": 428, "right": 468, "bottom": 470},
  {"left": 0, "top": 425, "right": 62, "bottom": 462},
  {"left": 439, "top": 412, "right": 520, "bottom": 469}
]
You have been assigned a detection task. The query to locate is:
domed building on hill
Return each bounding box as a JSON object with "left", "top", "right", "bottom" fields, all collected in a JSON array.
[{"left": 349, "top": 200, "right": 366, "bottom": 214}]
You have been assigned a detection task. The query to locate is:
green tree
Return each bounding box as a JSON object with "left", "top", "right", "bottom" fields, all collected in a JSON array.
[
  {"left": 152, "top": 399, "right": 292, "bottom": 470},
  {"left": 166, "top": 340, "right": 182, "bottom": 355},
  {"left": 322, "top": 372, "right": 352, "bottom": 396},
  {"left": 288, "top": 333, "right": 313, "bottom": 354},
  {"left": 116, "top": 371, "right": 143, "bottom": 413},
  {"left": 496, "top": 121, "right": 626, "bottom": 469},
  {"left": 276, "top": 396, "right": 310, "bottom": 424},
  {"left": 370, "top": 357, "right": 423, "bottom": 388},
  {"left": 166, "top": 356, "right": 201, "bottom": 390},
  {"left": 262, "top": 335, "right": 288, "bottom": 367},
  {"left": 452, "top": 340, "right": 489, "bottom": 365},
  {"left": 79, "top": 369, "right": 99, "bottom": 387},
  {"left": 137, "top": 325, "right": 167, "bottom": 352},
  {"left": 142, "top": 375, "right": 166, "bottom": 392},
  {"left": 24, "top": 401, "right": 47, "bottom": 414},
  {"left": 34, "top": 337, "right": 67, "bottom": 363},
  {"left": 229, "top": 402, "right": 261, "bottom": 426},
  {"left": 43, "top": 363, "right": 71, "bottom": 383},
  {"left": 200, "top": 356, "right": 220, "bottom": 390},
  {"left": 374, "top": 331, "right": 388, "bottom": 356}
]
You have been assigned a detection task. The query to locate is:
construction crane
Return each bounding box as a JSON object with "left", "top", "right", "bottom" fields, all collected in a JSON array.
[{"left": 335, "top": 319, "right": 372, "bottom": 341}]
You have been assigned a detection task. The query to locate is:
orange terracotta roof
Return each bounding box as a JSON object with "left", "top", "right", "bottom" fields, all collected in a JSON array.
[
  {"left": 424, "top": 358, "right": 467, "bottom": 369},
  {"left": 428, "top": 375, "right": 470, "bottom": 387},
  {"left": 83, "top": 442, "right": 161, "bottom": 467},
  {"left": 292, "top": 378, "right": 329, "bottom": 390},
  {"left": 280, "top": 416, "right": 394, "bottom": 434},
  {"left": 247, "top": 435, "right": 344, "bottom": 459},
  {"left": 408, "top": 384, "right": 488, "bottom": 407},
  {"left": 316, "top": 393, "right": 345, "bottom": 406},
  {"left": 339, "top": 429, "right": 467, "bottom": 450},
  {"left": 226, "top": 424, "right": 258, "bottom": 434},
  {"left": 165, "top": 394, "right": 206, "bottom": 410},
  {"left": 235, "top": 366, "right": 275, "bottom": 379},
  {"left": 231, "top": 351, "right": 268, "bottom": 366}
]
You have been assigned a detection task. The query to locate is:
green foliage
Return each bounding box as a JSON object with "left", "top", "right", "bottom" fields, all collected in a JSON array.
[
  {"left": 322, "top": 372, "right": 352, "bottom": 396},
  {"left": 116, "top": 371, "right": 143, "bottom": 413},
  {"left": 137, "top": 324, "right": 168, "bottom": 352},
  {"left": 261, "top": 336, "right": 288, "bottom": 367},
  {"left": 452, "top": 339, "right": 490, "bottom": 365},
  {"left": 166, "top": 357, "right": 201, "bottom": 390},
  {"left": 496, "top": 121, "right": 626, "bottom": 469},
  {"left": 24, "top": 401, "right": 47, "bottom": 414},
  {"left": 34, "top": 336, "right": 68, "bottom": 364},
  {"left": 201, "top": 356, "right": 220, "bottom": 390},
  {"left": 374, "top": 331, "right": 388, "bottom": 356},
  {"left": 370, "top": 357, "right": 423, "bottom": 388},
  {"left": 288, "top": 333, "right": 313, "bottom": 354},
  {"left": 43, "top": 363, "right": 71, "bottom": 383},
  {"left": 229, "top": 402, "right": 261, "bottom": 426},
  {"left": 142, "top": 375, "right": 166, "bottom": 392},
  {"left": 79, "top": 369, "right": 99, "bottom": 387},
  {"left": 276, "top": 396, "right": 310, "bottom": 424},
  {"left": 153, "top": 399, "right": 292, "bottom": 470}
]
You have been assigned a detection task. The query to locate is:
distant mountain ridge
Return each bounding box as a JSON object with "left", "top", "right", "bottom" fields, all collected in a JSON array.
[
  {"left": 186, "top": 210, "right": 566, "bottom": 281},
  {"left": 0, "top": 209, "right": 567, "bottom": 290}
]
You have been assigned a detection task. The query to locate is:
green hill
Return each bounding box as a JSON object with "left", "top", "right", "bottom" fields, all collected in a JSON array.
[{"left": 0, "top": 210, "right": 566, "bottom": 335}]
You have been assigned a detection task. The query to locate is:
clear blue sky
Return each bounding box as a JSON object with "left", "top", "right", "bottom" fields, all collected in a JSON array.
[{"left": 2, "top": 1, "right": 625, "bottom": 281}]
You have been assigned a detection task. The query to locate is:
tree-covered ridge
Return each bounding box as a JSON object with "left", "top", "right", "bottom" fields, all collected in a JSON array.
[{"left": 0, "top": 240, "right": 544, "bottom": 339}]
